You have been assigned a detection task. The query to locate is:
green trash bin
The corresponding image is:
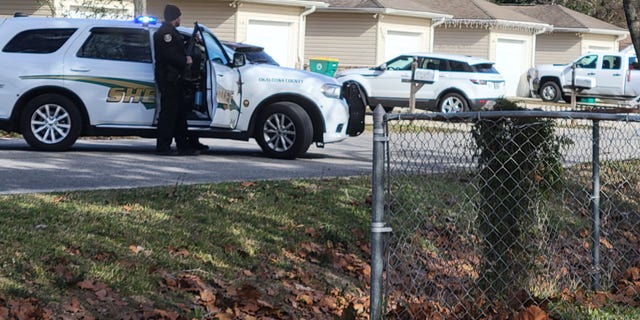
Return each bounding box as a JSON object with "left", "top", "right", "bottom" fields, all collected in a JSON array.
[{"left": 309, "top": 57, "right": 339, "bottom": 77}]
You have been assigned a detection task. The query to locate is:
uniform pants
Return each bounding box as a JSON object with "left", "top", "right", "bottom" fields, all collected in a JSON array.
[{"left": 156, "top": 80, "right": 188, "bottom": 151}]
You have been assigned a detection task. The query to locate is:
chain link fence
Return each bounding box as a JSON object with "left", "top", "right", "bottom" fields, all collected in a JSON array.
[{"left": 370, "top": 103, "right": 640, "bottom": 319}]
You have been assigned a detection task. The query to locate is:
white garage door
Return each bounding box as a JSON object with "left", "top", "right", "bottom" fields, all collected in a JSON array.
[
  {"left": 588, "top": 45, "right": 613, "bottom": 53},
  {"left": 247, "top": 20, "right": 292, "bottom": 68},
  {"left": 385, "top": 31, "right": 422, "bottom": 62},
  {"left": 495, "top": 39, "right": 526, "bottom": 97}
]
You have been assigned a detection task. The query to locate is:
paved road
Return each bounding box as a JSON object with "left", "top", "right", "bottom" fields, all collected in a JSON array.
[{"left": 0, "top": 135, "right": 373, "bottom": 194}]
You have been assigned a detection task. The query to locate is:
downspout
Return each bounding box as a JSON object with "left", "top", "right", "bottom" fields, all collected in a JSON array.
[
  {"left": 429, "top": 18, "right": 446, "bottom": 52},
  {"left": 298, "top": 6, "right": 316, "bottom": 69}
]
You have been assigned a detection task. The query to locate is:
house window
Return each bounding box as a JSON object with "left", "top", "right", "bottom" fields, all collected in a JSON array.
[
  {"left": 77, "top": 28, "right": 151, "bottom": 63},
  {"left": 2, "top": 28, "right": 77, "bottom": 54}
]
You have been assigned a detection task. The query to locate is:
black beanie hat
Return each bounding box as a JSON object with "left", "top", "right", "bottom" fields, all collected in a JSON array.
[{"left": 164, "top": 4, "right": 181, "bottom": 22}]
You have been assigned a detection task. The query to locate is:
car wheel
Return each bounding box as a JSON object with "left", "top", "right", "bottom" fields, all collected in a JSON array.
[
  {"left": 21, "top": 94, "right": 82, "bottom": 151},
  {"left": 439, "top": 93, "right": 468, "bottom": 113},
  {"left": 256, "top": 102, "right": 313, "bottom": 159},
  {"left": 540, "top": 81, "right": 561, "bottom": 102}
]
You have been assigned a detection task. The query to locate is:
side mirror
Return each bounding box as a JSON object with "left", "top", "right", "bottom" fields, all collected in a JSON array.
[
  {"left": 233, "top": 52, "right": 246, "bottom": 67},
  {"left": 379, "top": 63, "right": 387, "bottom": 71}
]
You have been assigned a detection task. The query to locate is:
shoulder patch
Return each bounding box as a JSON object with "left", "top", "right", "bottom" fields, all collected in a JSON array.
[{"left": 164, "top": 34, "right": 172, "bottom": 43}]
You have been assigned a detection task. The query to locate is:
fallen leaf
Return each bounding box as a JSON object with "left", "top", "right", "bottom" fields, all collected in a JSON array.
[
  {"left": 514, "top": 305, "right": 548, "bottom": 320},
  {"left": 63, "top": 297, "right": 81, "bottom": 313},
  {"left": 297, "top": 294, "right": 313, "bottom": 305},
  {"left": 623, "top": 267, "right": 640, "bottom": 281},
  {"left": 241, "top": 181, "right": 257, "bottom": 187},
  {"left": 129, "top": 244, "right": 142, "bottom": 254},
  {"left": 599, "top": 238, "right": 614, "bottom": 250}
]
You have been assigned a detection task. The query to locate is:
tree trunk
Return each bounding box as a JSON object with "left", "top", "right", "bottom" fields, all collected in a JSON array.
[{"left": 624, "top": 0, "right": 640, "bottom": 56}]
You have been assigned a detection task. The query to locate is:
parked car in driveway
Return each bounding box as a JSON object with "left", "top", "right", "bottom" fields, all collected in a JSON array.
[
  {"left": 335, "top": 52, "right": 506, "bottom": 113},
  {"left": 528, "top": 52, "right": 640, "bottom": 103}
]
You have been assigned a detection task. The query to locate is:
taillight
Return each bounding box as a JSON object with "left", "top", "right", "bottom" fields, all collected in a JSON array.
[{"left": 470, "top": 79, "right": 487, "bottom": 85}]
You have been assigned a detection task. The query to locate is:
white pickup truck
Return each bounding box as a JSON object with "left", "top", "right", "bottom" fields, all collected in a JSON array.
[{"left": 528, "top": 52, "right": 640, "bottom": 102}]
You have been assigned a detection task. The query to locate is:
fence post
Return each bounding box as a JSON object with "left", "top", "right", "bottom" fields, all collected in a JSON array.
[
  {"left": 371, "top": 104, "right": 387, "bottom": 319},
  {"left": 591, "top": 120, "right": 601, "bottom": 291}
]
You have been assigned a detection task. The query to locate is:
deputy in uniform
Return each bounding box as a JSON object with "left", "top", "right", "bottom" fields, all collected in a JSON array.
[{"left": 154, "top": 4, "right": 198, "bottom": 155}]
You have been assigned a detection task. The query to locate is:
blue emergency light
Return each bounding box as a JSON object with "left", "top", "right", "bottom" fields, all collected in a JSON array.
[{"left": 134, "top": 16, "right": 158, "bottom": 26}]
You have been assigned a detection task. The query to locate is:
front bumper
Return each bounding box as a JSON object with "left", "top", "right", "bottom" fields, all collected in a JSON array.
[{"left": 342, "top": 82, "right": 366, "bottom": 136}]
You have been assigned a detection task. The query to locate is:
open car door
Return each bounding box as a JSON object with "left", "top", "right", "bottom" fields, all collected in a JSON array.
[{"left": 199, "top": 27, "right": 241, "bottom": 129}]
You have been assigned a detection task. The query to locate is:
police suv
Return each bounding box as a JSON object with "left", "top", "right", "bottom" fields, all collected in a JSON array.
[{"left": 0, "top": 15, "right": 364, "bottom": 159}]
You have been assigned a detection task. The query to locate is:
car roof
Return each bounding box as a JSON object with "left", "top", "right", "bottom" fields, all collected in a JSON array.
[
  {"left": 400, "top": 52, "right": 494, "bottom": 65},
  {"left": 3, "top": 16, "right": 160, "bottom": 30}
]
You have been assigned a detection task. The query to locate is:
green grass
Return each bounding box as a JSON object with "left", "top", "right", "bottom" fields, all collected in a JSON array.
[
  {"left": 0, "top": 177, "right": 373, "bottom": 318},
  {"left": 0, "top": 163, "right": 639, "bottom": 319}
]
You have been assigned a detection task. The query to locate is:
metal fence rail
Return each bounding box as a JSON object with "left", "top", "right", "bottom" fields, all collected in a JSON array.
[{"left": 370, "top": 106, "right": 640, "bottom": 319}]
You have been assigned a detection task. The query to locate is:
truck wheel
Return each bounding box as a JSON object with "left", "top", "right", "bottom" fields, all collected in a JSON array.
[
  {"left": 21, "top": 94, "right": 81, "bottom": 151},
  {"left": 540, "top": 81, "right": 561, "bottom": 102},
  {"left": 256, "top": 102, "right": 313, "bottom": 159},
  {"left": 439, "top": 92, "right": 468, "bottom": 113}
]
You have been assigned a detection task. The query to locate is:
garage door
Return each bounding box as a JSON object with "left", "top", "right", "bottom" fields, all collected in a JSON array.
[
  {"left": 385, "top": 31, "right": 422, "bottom": 62},
  {"left": 588, "top": 45, "right": 613, "bottom": 53},
  {"left": 247, "top": 20, "right": 292, "bottom": 68},
  {"left": 495, "top": 39, "right": 526, "bottom": 97}
]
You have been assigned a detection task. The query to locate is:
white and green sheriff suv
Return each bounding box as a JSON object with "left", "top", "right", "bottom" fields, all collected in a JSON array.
[{"left": 0, "top": 16, "right": 365, "bottom": 159}]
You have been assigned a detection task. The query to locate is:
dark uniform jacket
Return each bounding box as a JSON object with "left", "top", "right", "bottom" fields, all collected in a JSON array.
[{"left": 153, "top": 22, "right": 187, "bottom": 86}]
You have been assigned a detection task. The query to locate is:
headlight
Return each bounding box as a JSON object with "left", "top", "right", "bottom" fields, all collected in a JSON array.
[{"left": 321, "top": 83, "right": 342, "bottom": 99}]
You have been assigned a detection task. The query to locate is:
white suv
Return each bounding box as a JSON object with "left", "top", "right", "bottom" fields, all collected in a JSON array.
[
  {"left": 0, "top": 16, "right": 364, "bottom": 159},
  {"left": 335, "top": 52, "right": 506, "bottom": 113}
]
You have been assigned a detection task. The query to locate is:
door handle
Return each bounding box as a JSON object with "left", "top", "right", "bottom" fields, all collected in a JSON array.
[
  {"left": 587, "top": 73, "right": 596, "bottom": 76},
  {"left": 71, "top": 68, "right": 90, "bottom": 72},
  {"left": 613, "top": 74, "right": 621, "bottom": 76}
]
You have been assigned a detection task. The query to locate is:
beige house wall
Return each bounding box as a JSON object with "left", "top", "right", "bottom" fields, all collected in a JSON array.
[
  {"left": 0, "top": 1, "right": 53, "bottom": 17},
  {"left": 433, "top": 28, "right": 490, "bottom": 58},
  {"left": 147, "top": 1, "right": 236, "bottom": 41},
  {"left": 305, "top": 12, "right": 377, "bottom": 68},
  {"left": 535, "top": 33, "right": 581, "bottom": 64}
]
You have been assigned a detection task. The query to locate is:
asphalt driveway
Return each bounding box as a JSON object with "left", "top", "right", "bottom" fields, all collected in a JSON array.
[{"left": 0, "top": 134, "right": 373, "bottom": 194}]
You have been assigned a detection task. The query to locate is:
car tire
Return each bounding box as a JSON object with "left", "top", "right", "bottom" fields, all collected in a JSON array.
[
  {"left": 256, "top": 102, "right": 313, "bottom": 159},
  {"left": 540, "top": 81, "right": 561, "bottom": 102},
  {"left": 21, "top": 94, "right": 82, "bottom": 151},
  {"left": 438, "top": 92, "right": 468, "bottom": 113}
]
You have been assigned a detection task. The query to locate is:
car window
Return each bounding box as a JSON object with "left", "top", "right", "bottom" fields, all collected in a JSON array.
[
  {"left": 576, "top": 55, "right": 598, "bottom": 69},
  {"left": 419, "top": 58, "right": 442, "bottom": 70},
  {"left": 602, "top": 55, "right": 621, "bottom": 70},
  {"left": 384, "top": 56, "right": 414, "bottom": 71},
  {"left": 77, "top": 27, "right": 151, "bottom": 63},
  {"left": 448, "top": 60, "right": 473, "bottom": 72},
  {"left": 201, "top": 30, "right": 228, "bottom": 65},
  {"left": 472, "top": 63, "right": 499, "bottom": 73},
  {"left": 3, "top": 28, "right": 77, "bottom": 54}
]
